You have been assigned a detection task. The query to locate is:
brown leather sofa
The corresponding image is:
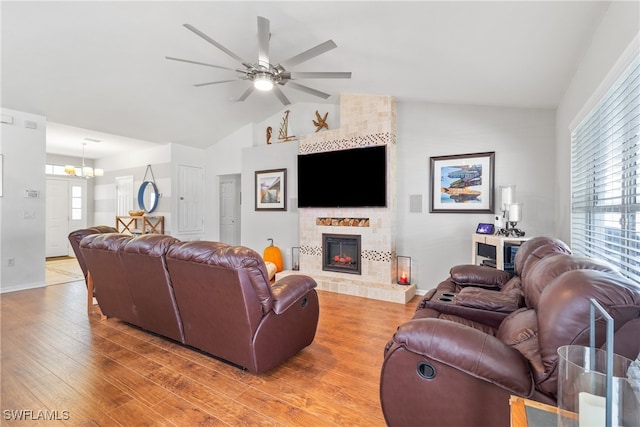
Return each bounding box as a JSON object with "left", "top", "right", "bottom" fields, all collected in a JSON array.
[
  {"left": 380, "top": 237, "right": 640, "bottom": 426},
  {"left": 76, "top": 230, "right": 319, "bottom": 374}
]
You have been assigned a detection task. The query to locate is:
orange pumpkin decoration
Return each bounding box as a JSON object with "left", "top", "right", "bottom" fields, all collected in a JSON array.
[{"left": 263, "top": 238, "right": 284, "bottom": 272}]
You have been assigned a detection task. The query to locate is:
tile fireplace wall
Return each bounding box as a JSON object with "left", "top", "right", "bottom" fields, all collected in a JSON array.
[{"left": 294, "top": 93, "right": 415, "bottom": 303}]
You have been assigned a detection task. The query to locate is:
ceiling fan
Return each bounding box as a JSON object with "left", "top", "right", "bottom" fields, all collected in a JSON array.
[{"left": 166, "top": 16, "right": 352, "bottom": 106}]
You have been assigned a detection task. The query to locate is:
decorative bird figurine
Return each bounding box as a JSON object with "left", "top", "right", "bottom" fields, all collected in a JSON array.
[{"left": 313, "top": 110, "right": 329, "bottom": 132}]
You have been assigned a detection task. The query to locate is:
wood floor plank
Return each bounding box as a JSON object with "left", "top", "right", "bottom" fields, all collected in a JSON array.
[
  {"left": 145, "top": 366, "right": 279, "bottom": 427},
  {"left": 1, "top": 278, "right": 420, "bottom": 426},
  {"left": 149, "top": 393, "right": 227, "bottom": 427}
]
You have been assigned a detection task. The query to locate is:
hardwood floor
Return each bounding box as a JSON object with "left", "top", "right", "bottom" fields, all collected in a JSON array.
[{"left": 1, "top": 276, "right": 420, "bottom": 426}]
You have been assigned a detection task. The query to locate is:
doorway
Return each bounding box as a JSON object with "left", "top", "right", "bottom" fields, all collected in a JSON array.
[
  {"left": 46, "top": 178, "right": 87, "bottom": 257},
  {"left": 219, "top": 174, "right": 241, "bottom": 245}
]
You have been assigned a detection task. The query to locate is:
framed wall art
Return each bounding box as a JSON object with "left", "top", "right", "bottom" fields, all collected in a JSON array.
[
  {"left": 429, "top": 151, "right": 495, "bottom": 213},
  {"left": 255, "top": 168, "right": 287, "bottom": 211}
]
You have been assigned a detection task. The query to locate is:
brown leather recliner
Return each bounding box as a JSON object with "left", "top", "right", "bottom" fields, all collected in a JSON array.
[
  {"left": 414, "top": 236, "right": 572, "bottom": 329},
  {"left": 165, "top": 241, "right": 319, "bottom": 374},
  {"left": 68, "top": 225, "right": 118, "bottom": 316},
  {"left": 79, "top": 233, "right": 139, "bottom": 325},
  {"left": 380, "top": 247, "right": 640, "bottom": 426},
  {"left": 68, "top": 225, "right": 118, "bottom": 283}
]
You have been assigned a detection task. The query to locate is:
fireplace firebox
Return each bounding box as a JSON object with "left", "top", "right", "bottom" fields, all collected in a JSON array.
[{"left": 322, "top": 234, "right": 361, "bottom": 275}]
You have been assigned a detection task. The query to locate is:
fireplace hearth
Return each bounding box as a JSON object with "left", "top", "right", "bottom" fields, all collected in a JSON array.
[{"left": 322, "top": 234, "right": 361, "bottom": 275}]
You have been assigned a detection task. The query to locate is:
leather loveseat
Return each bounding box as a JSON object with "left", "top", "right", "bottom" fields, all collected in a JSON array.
[
  {"left": 380, "top": 237, "right": 640, "bottom": 426},
  {"left": 75, "top": 230, "right": 319, "bottom": 374}
]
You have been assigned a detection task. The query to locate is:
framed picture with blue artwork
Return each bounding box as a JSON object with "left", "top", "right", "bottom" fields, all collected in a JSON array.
[{"left": 429, "top": 151, "right": 494, "bottom": 213}]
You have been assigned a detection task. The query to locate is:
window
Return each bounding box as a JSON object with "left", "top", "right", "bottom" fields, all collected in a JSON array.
[
  {"left": 571, "top": 56, "right": 640, "bottom": 282},
  {"left": 71, "top": 185, "right": 82, "bottom": 220},
  {"left": 45, "top": 164, "right": 73, "bottom": 176}
]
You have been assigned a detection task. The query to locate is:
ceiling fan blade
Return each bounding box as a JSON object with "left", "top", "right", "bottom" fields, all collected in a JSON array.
[
  {"left": 257, "top": 16, "right": 270, "bottom": 68},
  {"left": 183, "top": 24, "right": 253, "bottom": 69},
  {"left": 272, "top": 86, "right": 291, "bottom": 106},
  {"left": 285, "top": 82, "right": 331, "bottom": 99},
  {"left": 193, "top": 80, "right": 239, "bottom": 87},
  {"left": 288, "top": 71, "right": 352, "bottom": 79},
  {"left": 235, "top": 85, "right": 255, "bottom": 102},
  {"left": 165, "top": 56, "right": 243, "bottom": 73},
  {"left": 278, "top": 40, "right": 337, "bottom": 69}
]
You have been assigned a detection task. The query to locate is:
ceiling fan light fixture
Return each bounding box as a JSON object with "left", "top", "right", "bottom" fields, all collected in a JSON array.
[
  {"left": 173, "top": 17, "right": 352, "bottom": 105},
  {"left": 254, "top": 74, "right": 274, "bottom": 91}
]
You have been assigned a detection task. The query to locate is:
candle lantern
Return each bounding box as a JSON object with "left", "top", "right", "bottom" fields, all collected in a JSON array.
[
  {"left": 291, "top": 247, "right": 300, "bottom": 271},
  {"left": 500, "top": 185, "right": 516, "bottom": 212},
  {"left": 397, "top": 256, "right": 411, "bottom": 285}
]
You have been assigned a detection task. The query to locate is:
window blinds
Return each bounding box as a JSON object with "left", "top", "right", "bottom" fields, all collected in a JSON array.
[{"left": 571, "top": 56, "right": 640, "bottom": 282}]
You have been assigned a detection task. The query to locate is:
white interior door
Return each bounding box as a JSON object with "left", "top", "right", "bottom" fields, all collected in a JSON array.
[
  {"left": 220, "top": 174, "right": 240, "bottom": 245},
  {"left": 178, "top": 165, "right": 204, "bottom": 233},
  {"left": 46, "top": 179, "right": 69, "bottom": 257},
  {"left": 115, "top": 175, "right": 134, "bottom": 215},
  {"left": 46, "top": 178, "right": 87, "bottom": 257}
]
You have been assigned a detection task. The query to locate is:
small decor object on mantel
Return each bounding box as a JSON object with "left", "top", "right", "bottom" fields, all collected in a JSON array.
[
  {"left": 313, "top": 110, "right": 329, "bottom": 132},
  {"left": 277, "top": 109, "right": 296, "bottom": 142},
  {"left": 266, "top": 126, "right": 272, "bottom": 144}
]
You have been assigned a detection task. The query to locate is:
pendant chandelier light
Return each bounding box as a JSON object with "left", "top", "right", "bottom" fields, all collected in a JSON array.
[{"left": 64, "top": 141, "right": 103, "bottom": 178}]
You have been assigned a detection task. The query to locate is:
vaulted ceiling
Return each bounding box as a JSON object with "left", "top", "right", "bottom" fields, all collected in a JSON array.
[{"left": 1, "top": 1, "right": 610, "bottom": 158}]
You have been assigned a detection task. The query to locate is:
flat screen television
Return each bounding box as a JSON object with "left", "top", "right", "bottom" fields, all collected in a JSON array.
[{"left": 297, "top": 145, "right": 387, "bottom": 208}]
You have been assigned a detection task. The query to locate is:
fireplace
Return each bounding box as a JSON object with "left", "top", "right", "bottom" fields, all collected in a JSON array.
[{"left": 322, "top": 234, "right": 361, "bottom": 275}]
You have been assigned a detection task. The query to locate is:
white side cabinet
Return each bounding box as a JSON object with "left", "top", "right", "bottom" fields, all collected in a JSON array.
[{"left": 471, "top": 234, "right": 529, "bottom": 270}]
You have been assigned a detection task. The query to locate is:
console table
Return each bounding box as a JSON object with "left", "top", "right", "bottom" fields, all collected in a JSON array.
[
  {"left": 472, "top": 234, "right": 529, "bottom": 270},
  {"left": 510, "top": 396, "right": 559, "bottom": 427},
  {"left": 116, "top": 215, "right": 164, "bottom": 235}
]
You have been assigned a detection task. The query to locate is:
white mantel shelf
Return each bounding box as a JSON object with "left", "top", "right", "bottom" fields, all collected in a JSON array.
[{"left": 276, "top": 270, "right": 416, "bottom": 305}]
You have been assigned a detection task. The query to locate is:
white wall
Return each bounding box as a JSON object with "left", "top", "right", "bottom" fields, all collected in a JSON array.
[
  {"left": 204, "top": 123, "right": 253, "bottom": 242},
  {"left": 203, "top": 99, "right": 556, "bottom": 290},
  {"left": 94, "top": 142, "right": 208, "bottom": 239},
  {"left": 1, "top": 108, "right": 47, "bottom": 292},
  {"left": 94, "top": 144, "right": 172, "bottom": 229},
  {"left": 396, "top": 103, "right": 556, "bottom": 288},
  {"left": 204, "top": 104, "right": 341, "bottom": 244},
  {"left": 555, "top": 1, "right": 640, "bottom": 244},
  {"left": 241, "top": 141, "right": 299, "bottom": 267}
]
